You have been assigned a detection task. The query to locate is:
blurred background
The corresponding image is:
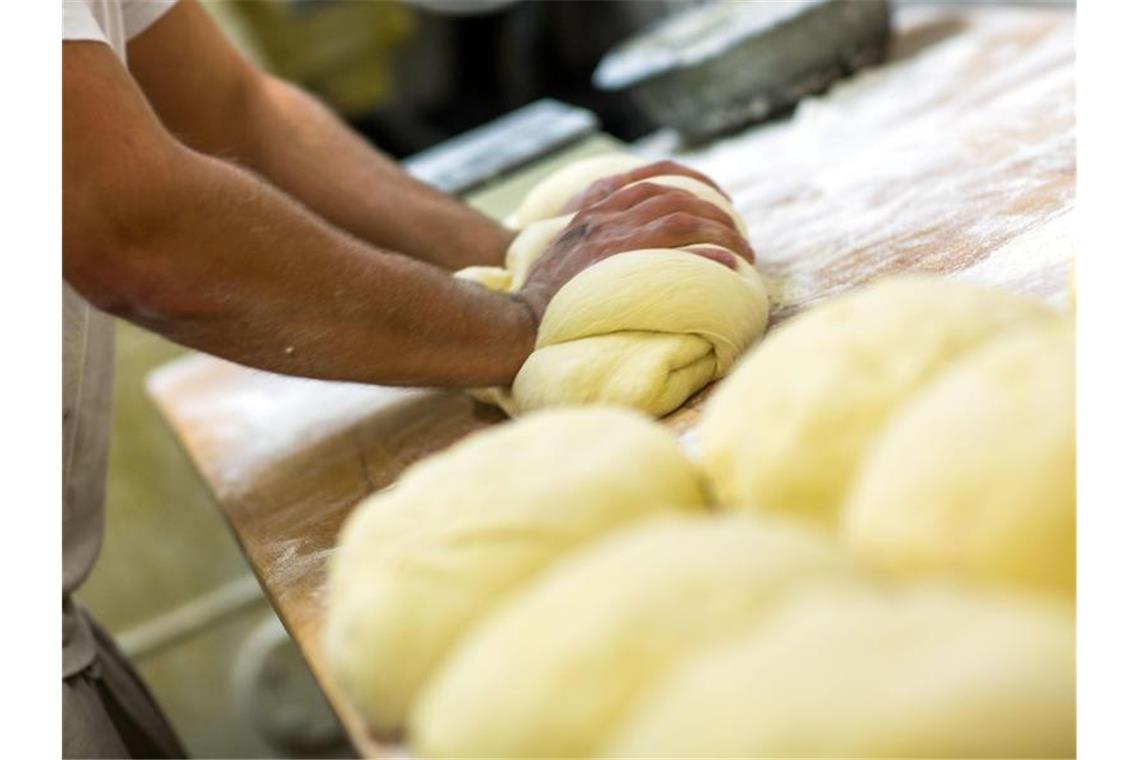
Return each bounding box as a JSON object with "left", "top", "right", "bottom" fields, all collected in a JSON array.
[
  {"left": 76, "top": 1, "right": 1070, "bottom": 757},
  {"left": 207, "top": 0, "right": 682, "bottom": 156}
]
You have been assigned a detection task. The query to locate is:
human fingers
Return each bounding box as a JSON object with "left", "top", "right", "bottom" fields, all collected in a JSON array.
[
  {"left": 581, "top": 181, "right": 687, "bottom": 214},
  {"left": 623, "top": 191, "right": 741, "bottom": 237},
  {"left": 559, "top": 160, "right": 727, "bottom": 215},
  {"left": 623, "top": 160, "right": 726, "bottom": 198},
  {"left": 629, "top": 212, "right": 755, "bottom": 262},
  {"left": 560, "top": 175, "right": 627, "bottom": 215},
  {"left": 684, "top": 246, "right": 739, "bottom": 270}
]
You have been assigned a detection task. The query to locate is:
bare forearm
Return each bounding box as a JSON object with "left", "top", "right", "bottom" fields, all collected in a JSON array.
[
  {"left": 76, "top": 145, "right": 533, "bottom": 387},
  {"left": 235, "top": 76, "right": 512, "bottom": 270},
  {"left": 123, "top": 2, "right": 509, "bottom": 269}
]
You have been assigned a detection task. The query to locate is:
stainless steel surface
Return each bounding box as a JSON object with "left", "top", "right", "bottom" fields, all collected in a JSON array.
[{"left": 402, "top": 99, "right": 599, "bottom": 195}]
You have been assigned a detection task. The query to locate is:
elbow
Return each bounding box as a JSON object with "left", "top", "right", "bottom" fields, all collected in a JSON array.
[
  {"left": 64, "top": 149, "right": 213, "bottom": 323},
  {"left": 64, "top": 233, "right": 208, "bottom": 325},
  {"left": 63, "top": 238, "right": 165, "bottom": 321}
]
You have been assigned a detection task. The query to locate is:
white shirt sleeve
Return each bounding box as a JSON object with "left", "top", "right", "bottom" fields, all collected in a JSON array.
[
  {"left": 63, "top": 1, "right": 177, "bottom": 52},
  {"left": 121, "top": 0, "right": 178, "bottom": 40},
  {"left": 62, "top": 0, "right": 107, "bottom": 44}
]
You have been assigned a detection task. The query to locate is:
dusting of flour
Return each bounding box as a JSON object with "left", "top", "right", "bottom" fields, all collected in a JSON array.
[{"left": 677, "top": 8, "right": 1074, "bottom": 322}]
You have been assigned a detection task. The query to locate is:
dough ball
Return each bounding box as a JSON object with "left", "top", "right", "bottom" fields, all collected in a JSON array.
[
  {"left": 514, "top": 249, "right": 768, "bottom": 416},
  {"left": 505, "top": 153, "right": 647, "bottom": 229},
  {"left": 412, "top": 515, "right": 856, "bottom": 758},
  {"left": 843, "top": 321, "right": 1075, "bottom": 595},
  {"left": 323, "top": 408, "right": 706, "bottom": 733},
  {"left": 699, "top": 276, "right": 1058, "bottom": 524},
  {"left": 609, "top": 585, "right": 1075, "bottom": 759},
  {"left": 459, "top": 153, "right": 768, "bottom": 417}
]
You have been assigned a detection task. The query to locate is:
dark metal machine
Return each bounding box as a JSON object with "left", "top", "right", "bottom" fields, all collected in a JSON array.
[{"left": 594, "top": 0, "right": 893, "bottom": 142}]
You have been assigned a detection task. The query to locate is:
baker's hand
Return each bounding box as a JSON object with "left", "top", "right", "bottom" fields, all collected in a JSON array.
[
  {"left": 516, "top": 182, "right": 755, "bottom": 323},
  {"left": 560, "top": 159, "right": 728, "bottom": 217}
]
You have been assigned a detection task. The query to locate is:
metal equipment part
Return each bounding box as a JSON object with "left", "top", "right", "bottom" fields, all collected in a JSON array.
[
  {"left": 594, "top": 0, "right": 893, "bottom": 142},
  {"left": 402, "top": 98, "right": 599, "bottom": 195}
]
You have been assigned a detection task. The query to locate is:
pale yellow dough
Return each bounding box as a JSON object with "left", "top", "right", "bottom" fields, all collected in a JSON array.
[
  {"left": 698, "top": 276, "right": 1058, "bottom": 524},
  {"left": 609, "top": 585, "right": 1075, "bottom": 758},
  {"left": 323, "top": 408, "right": 706, "bottom": 733},
  {"left": 843, "top": 321, "right": 1075, "bottom": 595},
  {"left": 504, "top": 153, "right": 647, "bottom": 229},
  {"left": 458, "top": 153, "right": 769, "bottom": 417},
  {"left": 411, "top": 515, "right": 857, "bottom": 758}
]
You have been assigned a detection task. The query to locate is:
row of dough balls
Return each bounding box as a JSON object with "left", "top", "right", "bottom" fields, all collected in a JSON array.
[
  {"left": 419, "top": 550, "right": 1072, "bottom": 758},
  {"left": 455, "top": 153, "right": 770, "bottom": 417},
  {"left": 324, "top": 275, "right": 1074, "bottom": 757},
  {"left": 700, "top": 275, "right": 1075, "bottom": 596}
]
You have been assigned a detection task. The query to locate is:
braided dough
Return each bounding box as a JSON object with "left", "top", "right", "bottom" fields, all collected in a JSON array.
[
  {"left": 843, "top": 321, "right": 1075, "bottom": 595},
  {"left": 412, "top": 515, "right": 856, "bottom": 758},
  {"left": 458, "top": 154, "right": 768, "bottom": 417},
  {"left": 610, "top": 586, "right": 1075, "bottom": 758},
  {"left": 323, "top": 408, "right": 706, "bottom": 733},
  {"left": 699, "top": 277, "right": 1058, "bottom": 524}
]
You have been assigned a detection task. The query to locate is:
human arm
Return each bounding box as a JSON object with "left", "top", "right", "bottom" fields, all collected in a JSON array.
[
  {"left": 125, "top": 0, "right": 511, "bottom": 271},
  {"left": 65, "top": 41, "right": 532, "bottom": 386},
  {"left": 64, "top": 42, "right": 749, "bottom": 387}
]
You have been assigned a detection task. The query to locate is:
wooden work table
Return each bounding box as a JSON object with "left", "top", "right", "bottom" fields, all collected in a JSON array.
[{"left": 148, "top": 7, "right": 1074, "bottom": 757}]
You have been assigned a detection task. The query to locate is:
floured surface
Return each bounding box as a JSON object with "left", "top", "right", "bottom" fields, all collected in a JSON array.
[
  {"left": 952, "top": 207, "right": 1074, "bottom": 307},
  {"left": 684, "top": 6, "right": 1073, "bottom": 317},
  {"left": 147, "top": 8, "right": 1073, "bottom": 756}
]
